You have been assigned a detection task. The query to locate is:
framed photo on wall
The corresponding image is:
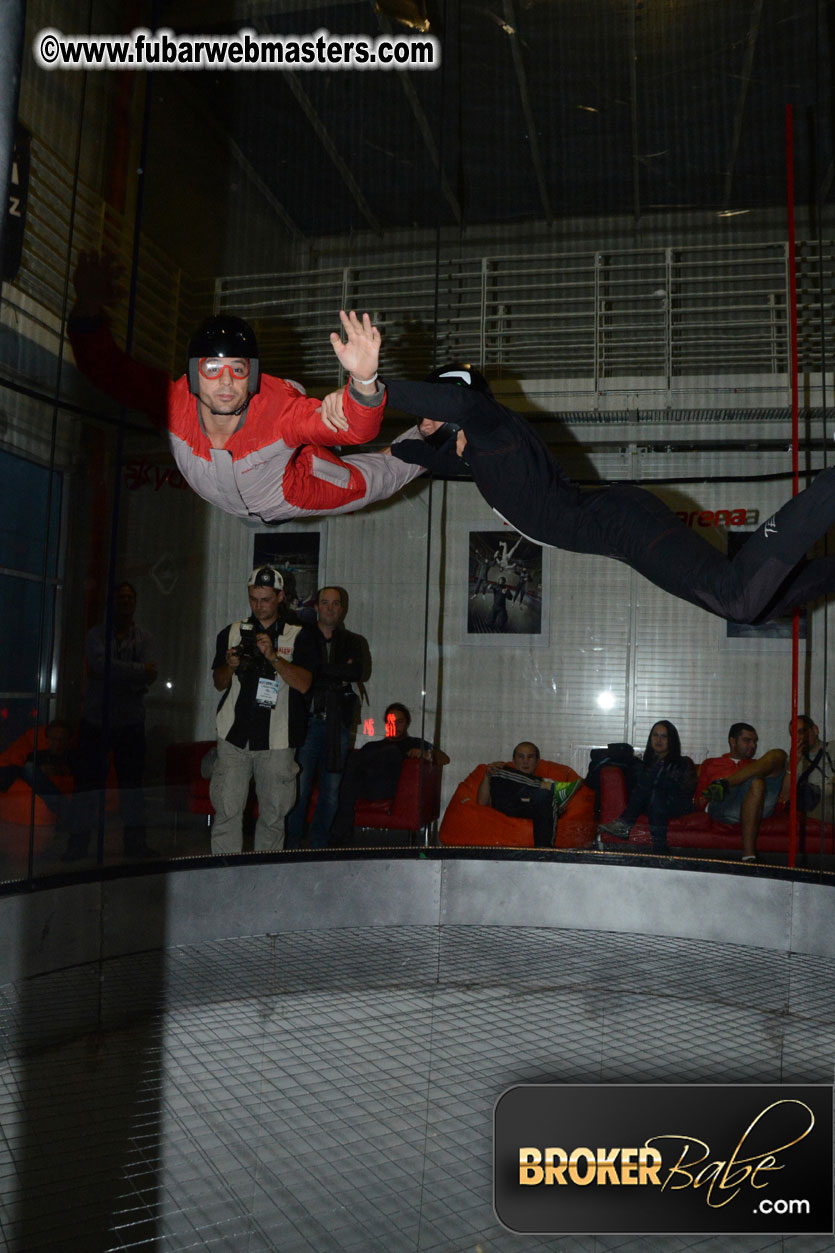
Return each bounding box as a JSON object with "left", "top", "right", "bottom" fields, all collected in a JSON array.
[
  {"left": 465, "top": 527, "right": 549, "bottom": 646},
  {"left": 253, "top": 531, "right": 322, "bottom": 624}
]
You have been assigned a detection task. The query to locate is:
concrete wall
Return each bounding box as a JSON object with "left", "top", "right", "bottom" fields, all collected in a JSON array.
[{"left": 2, "top": 859, "right": 833, "bottom": 993}]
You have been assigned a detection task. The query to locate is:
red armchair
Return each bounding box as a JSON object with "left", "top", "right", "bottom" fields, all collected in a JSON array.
[{"left": 349, "top": 754, "right": 444, "bottom": 844}]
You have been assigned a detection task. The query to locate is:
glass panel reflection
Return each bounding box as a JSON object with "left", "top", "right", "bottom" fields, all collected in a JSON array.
[{"left": 0, "top": 0, "right": 831, "bottom": 883}]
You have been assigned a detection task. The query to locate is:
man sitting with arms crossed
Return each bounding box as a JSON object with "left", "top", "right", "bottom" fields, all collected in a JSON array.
[
  {"left": 696, "top": 722, "right": 787, "bottom": 863},
  {"left": 478, "top": 741, "right": 581, "bottom": 849},
  {"left": 329, "top": 703, "right": 449, "bottom": 846}
]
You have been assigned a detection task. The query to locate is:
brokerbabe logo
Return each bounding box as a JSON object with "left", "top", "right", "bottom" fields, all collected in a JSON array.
[{"left": 494, "top": 1084, "right": 833, "bottom": 1234}]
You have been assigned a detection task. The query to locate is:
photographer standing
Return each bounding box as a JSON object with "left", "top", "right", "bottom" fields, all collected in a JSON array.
[
  {"left": 210, "top": 566, "right": 315, "bottom": 855},
  {"left": 285, "top": 586, "right": 370, "bottom": 849}
]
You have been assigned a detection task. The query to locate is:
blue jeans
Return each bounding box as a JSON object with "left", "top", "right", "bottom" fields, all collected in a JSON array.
[{"left": 285, "top": 718, "right": 350, "bottom": 849}]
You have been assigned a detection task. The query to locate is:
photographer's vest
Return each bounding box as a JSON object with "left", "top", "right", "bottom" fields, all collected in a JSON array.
[{"left": 216, "top": 620, "right": 302, "bottom": 750}]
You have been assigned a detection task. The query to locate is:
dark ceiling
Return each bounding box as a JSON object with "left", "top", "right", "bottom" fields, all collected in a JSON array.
[{"left": 164, "top": 0, "right": 830, "bottom": 239}]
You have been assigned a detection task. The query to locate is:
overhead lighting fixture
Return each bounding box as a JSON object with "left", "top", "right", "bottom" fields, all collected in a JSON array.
[
  {"left": 374, "top": 0, "right": 430, "bottom": 32},
  {"left": 483, "top": 10, "right": 514, "bottom": 34},
  {"left": 577, "top": 105, "right": 599, "bottom": 113},
  {"left": 716, "top": 209, "right": 750, "bottom": 218}
]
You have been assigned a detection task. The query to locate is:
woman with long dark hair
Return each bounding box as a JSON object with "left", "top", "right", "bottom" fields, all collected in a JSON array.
[{"left": 598, "top": 720, "right": 697, "bottom": 854}]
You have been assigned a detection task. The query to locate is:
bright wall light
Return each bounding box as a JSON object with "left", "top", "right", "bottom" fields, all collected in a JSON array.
[{"left": 596, "top": 690, "right": 616, "bottom": 711}]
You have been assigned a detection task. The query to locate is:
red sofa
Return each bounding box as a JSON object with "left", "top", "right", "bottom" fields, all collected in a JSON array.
[
  {"left": 164, "top": 741, "right": 444, "bottom": 843},
  {"left": 597, "top": 764, "right": 834, "bottom": 855}
]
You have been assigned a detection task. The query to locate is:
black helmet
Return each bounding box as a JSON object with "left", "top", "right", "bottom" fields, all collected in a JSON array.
[
  {"left": 425, "top": 364, "right": 492, "bottom": 395},
  {"left": 187, "top": 315, "right": 260, "bottom": 395}
]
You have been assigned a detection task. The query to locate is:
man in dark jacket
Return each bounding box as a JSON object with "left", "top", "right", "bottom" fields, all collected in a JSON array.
[
  {"left": 329, "top": 703, "right": 449, "bottom": 846},
  {"left": 285, "top": 586, "right": 370, "bottom": 849}
]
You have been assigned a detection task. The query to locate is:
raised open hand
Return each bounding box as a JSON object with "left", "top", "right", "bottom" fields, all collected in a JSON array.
[{"left": 329, "top": 309, "right": 381, "bottom": 388}]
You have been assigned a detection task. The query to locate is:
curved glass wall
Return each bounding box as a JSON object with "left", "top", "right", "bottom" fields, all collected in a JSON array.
[{"left": 1, "top": 0, "right": 834, "bottom": 885}]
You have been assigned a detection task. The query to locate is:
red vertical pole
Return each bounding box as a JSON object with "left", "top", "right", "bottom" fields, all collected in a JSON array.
[{"left": 786, "top": 103, "right": 800, "bottom": 868}]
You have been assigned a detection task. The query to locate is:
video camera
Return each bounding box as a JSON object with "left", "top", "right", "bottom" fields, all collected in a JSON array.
[{"left": 234, "top": 621, "right": 263, "bottom": 674}]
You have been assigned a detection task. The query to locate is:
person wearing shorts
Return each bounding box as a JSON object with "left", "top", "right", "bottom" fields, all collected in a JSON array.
[{"left": 696, "top": 723, "right": 787, "bottom": 862}]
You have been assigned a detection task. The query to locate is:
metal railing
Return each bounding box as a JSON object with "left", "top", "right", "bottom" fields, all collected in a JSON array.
[
  {"left": 5, "top": 127, "right": 834, "bottom": 400},
  {"left": 216, "top": 240, "right": 835, "bottom": 391}
]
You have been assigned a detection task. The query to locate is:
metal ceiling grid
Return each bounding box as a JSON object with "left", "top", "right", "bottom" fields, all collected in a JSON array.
[{"left": 165, "top": 0, "right": 828, "bottom": 236}]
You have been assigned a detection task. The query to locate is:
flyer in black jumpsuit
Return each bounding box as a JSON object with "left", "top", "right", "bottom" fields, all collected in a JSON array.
[{"left": 386, "top": 379, "right": 835, "bottom": 624}]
